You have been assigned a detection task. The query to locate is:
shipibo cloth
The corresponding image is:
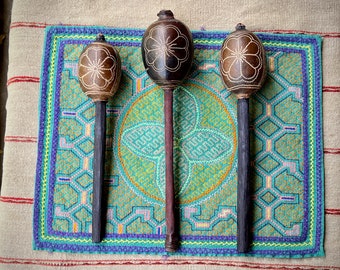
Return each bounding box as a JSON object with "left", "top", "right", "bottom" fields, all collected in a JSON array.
[{"left": 33, "top": 26, "right": 324, "bottom": 257}]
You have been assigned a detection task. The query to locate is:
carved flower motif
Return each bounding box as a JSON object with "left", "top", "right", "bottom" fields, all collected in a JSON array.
[
  {"left": 78, "top": 46, "right": 117, "bottom": 90},
  {"left": 220, "top": 33, "right": 262, "bottom": 83},
  {"left": 144, "top": 25, "right": 189, "bottom": 72}
]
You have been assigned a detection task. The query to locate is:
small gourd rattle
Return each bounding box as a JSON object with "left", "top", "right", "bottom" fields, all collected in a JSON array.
[
  {"left": 220, "top": 24, "right": 267, "bottom": 253},
  {"left": 78, "top": 34, "right": 121, "bottom": 243}
]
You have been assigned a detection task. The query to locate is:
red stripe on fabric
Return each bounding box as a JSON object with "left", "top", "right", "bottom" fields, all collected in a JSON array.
[
  {"left": 10, "top": 22, "right": 83, "bottom": 29},
  {"left": 0, "top": 196, "right": 34, "bottom": 204},
  {"left": 4, "top": 136, "right": 38, "bottom": 143},
  {"left": 323, "top": 86, "right": 340, "bottom": 92},
  {"left": 325, "top": 209, "right": 340, "bottom": 215},
  {"left": 257, "top": 29, "right": 340, "bottom": 38},
  {"left": 0, "top": 258, "right": 339, "bottom": 269},
  {"left": 324, "top": 148, "right": 340, "bottom": 154},
  {"left": 7, "top": 76, "right": 40, "bottom": 86},
  {"left": 10, "top": 22, "right": 48, "bottom": 29}
]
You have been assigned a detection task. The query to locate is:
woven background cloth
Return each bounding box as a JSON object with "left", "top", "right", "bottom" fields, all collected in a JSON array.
[
  {"left": 1, "top": 0, "right": 339, "bottom": 269},
  {"left": 33, "top": 25, "right": 324, "bottom": 258}
]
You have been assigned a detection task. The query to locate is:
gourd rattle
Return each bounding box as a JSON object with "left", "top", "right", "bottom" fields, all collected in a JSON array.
[
  {"left": 141, "top": 10, "right": 193, "bottom": 252},
  {"left": 219, "top": 24, "right": 267, "bottom": 253},
  {"left": 78, "top": 34, "right": 121, "bottom": 243}
]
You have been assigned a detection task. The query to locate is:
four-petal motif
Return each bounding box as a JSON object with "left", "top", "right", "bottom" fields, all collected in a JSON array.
[{"left": 121, "top": 88, "right": 234, "bottom": 203}]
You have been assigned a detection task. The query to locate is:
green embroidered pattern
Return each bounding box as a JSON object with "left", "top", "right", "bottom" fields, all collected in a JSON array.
[
  {"left": 33, "top": 26, "right": 324, "bottom": 257},
  {"left": 118, "top": 86, "right": 236, "bottom": 206}
]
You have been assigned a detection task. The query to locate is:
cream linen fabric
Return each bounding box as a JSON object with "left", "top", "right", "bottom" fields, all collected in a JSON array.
[{"left": 1, "top": 0, "right": 339, "bottom": 269}]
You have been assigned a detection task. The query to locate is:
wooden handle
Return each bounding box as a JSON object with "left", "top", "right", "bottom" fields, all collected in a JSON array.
[
  {"left": 237, "top": 98, "right": 251, "bottom": 253},
  {"left": 164, "top": 88, "right": 179, "bottom": 252},
  {"left": 92, "top": 101, "right": 106, "bottom": 243}
]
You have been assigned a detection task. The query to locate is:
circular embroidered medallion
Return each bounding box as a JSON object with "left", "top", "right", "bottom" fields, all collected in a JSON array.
[{"left": 116, "top": 81, "right": 237, "bottom": 206}]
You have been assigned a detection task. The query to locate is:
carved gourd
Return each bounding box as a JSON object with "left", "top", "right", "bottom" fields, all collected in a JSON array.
[{"left": 220, "top": 23, "right": 266, "bottom": 98}]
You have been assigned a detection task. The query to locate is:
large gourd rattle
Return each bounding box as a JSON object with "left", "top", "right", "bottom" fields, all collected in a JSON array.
[
  {"left": 141, "top": 10, "right": 194, "bottom": 252},
  {"left": 219, "top": 24, "right": 267, "bottom": 253},
  {"left": 78, "top": 34, "right": 121, "bottom": 243}
]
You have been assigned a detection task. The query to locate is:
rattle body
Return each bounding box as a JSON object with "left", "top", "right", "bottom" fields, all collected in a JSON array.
[{"left": 142, "top": 10, "right": 193, "bottom": 252}]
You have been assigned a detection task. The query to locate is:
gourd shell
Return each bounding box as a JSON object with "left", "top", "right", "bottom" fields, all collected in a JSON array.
[
  {"left": 78, "top": 41, "right": 121, "bottom": 102},
  {"left": 219, "top": 26, "right": 266, "bottom": 99},
  {"left": 141, "top": 10, "right": 194, "bottom": 89}
]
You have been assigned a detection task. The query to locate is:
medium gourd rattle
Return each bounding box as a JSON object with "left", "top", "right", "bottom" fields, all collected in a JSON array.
[
  {"left": 141, "top": 10, "right": 194, "bottom": 252},
  {"left": 78, "top": 34, "right": 121, "bottom": 243},
  {"left": 220, "top": 24, "right": 267, "bottom": 253}
]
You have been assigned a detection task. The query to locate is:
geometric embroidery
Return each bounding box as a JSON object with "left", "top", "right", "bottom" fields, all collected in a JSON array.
[
  {"left": 119, "top": 87, "right": 235, "bottom": 205},
  {"left": 33, "top": 26, "right": 324, "bottom": 257}
]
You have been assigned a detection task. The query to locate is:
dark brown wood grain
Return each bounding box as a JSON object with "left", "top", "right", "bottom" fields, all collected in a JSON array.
[
  {"left": 164, "top": 88, "right": 179, "bottom": 252},
  {"left": 92, "top": 101, "right": 106, "bottom": 243},
  {"left": 237, "top": 98, "right": 251, "bottom": 253},
  {"left": 141, "top": 10, "right": 193, "bottom": 252},
  {"left": 78, "top": 34, "right": 121, "bottom": 243},
  {"left": 219, "top": 24, "right": 267, "bottom": 253}
]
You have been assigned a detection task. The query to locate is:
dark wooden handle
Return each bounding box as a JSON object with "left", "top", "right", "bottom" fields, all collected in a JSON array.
[
  {"left": 92, "top": 101, "right": 107, "bottom": 243},
  {"left": 164, "top": 88, "right": 179, "bottom": 252},
  {"left": 237, "top": 98, "right": 251, "bottom": 253}
]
